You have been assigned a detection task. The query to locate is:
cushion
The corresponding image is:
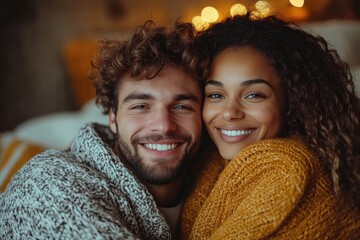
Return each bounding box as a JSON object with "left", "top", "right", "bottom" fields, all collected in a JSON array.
[
  {"left": 13, "top": 99, "right": 108, "bottom": 149},
  {"left": 0, "top": 138, "right": 44, "bottom": 192}
]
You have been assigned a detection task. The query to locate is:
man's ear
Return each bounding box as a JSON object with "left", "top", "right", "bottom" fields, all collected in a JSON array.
[{"left": 109, "top": 109, "right": 117, "bottom": 134}]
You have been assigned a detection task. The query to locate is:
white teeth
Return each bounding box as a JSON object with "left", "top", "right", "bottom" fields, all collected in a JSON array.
[
  {"left": 221, "top": 129, "right": 254, "bottom": 137},
  {"left": 144, "top": 143, "right": 177, "bottom": 151}
]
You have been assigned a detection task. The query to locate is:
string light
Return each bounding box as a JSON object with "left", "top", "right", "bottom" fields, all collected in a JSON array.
[
  {"left": 201, "top": 6, "right": 219, "bottom": 23},
  {"left": 289, "top": 0, "right": 304, "bottom": 8},
  {"left": 192, "top": 16, "right": 209, "bottom": 31},
  {"left": 230, "top": 4, "right": 247, "bottom": 17},
  {"left": 191, "top": 2, "right": 273, "bottom": 29},
  {"left": 255, "top": 1, "right": 270, "bottom": 13},
  {"left": 253, "top": 1, "right": 271, "bottom": 18}
]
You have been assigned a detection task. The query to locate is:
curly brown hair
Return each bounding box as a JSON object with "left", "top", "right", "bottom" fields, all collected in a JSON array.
[
  {"left": 195, "top": 13, "right": 360, "bottom": 210},
  {"left": 89, "top": 20, "right": 199, "bottom": 114}
]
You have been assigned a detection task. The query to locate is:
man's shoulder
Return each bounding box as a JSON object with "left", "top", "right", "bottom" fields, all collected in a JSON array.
[
  {"left": 20, "top": 149, "right": 85, "bottom": 180},
  {"left": 2, "top": 148, "right": 110, "bottom": 200},
  {"left": 0, "top": 148, "right": 123, "bottom": 239}
]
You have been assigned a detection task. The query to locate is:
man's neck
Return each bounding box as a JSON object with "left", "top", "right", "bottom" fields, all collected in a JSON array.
[{"left": 146, "top": 175, "right": 185, "bottom": 208}]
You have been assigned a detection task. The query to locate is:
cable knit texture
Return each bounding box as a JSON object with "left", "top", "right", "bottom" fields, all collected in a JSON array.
[
  {"left": 180, "top": 138, "right": 360, "bottom": 240},
  {"left": 0, "top": 123, "right": 171, "bottom": 240}
]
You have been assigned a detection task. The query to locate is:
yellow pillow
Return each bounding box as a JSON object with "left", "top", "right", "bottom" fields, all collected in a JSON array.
[{"left": 0, "top": 138, "right": 45, "bottom": 192}]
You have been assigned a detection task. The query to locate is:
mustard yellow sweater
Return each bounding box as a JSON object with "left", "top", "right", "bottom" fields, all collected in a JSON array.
[{"left": 180, "top": 138, "right": 360, "bottom": 240}]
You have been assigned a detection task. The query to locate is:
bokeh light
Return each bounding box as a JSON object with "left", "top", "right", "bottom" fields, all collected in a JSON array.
[
  {"left": 289, "top": 0, "right": 304, "bottom": 8},
  {"left": 254, "top": 1, "right": 271, "bottom": 18},
  {"left": 255, "top": 1, "right": 269, "bottom": 12},
  {"left": 192, "top": 16, "right": 209, "bottom": 31},
  {"left": 230, "top": 4, "right": 248, "bottom": 17},
  {"left": 201, "top": 6, "right": 219, "bottom": 23}
]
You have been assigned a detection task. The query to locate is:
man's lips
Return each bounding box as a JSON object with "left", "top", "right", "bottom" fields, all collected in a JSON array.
[
  {"left": 139, "top": 139, "right": 184, "bottom": 152},
  {"left": 137, "top": 135, "right": 189, "bottom": 153},
  {"left": 143, "top": 143, "right": 179, "bottom": 151}
]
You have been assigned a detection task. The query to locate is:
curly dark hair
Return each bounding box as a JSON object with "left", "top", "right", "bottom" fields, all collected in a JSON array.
[
  {"left": 89, "top": 20, "right": 199, "bottom": 114},
  {"left": 195, "top": 13, "right": 360, "bottom": 210}
]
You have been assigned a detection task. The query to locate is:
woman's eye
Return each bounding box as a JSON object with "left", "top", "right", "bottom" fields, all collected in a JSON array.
[
  {"left": 207, "top": 93, "right": 223, "bottom": 99},
  {"left": 245, "top": 93, "right": 266, "bottom": 99}
]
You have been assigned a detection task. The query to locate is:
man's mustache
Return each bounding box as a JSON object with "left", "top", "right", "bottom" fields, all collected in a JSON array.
[{"left": 133, "top": 134, "right": 191, "bottom": 143}]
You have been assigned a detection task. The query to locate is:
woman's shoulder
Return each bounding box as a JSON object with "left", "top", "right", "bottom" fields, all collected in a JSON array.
[
  {"left": 244, "top": 137, "right": 310, "bottom": 153},
  {"left": 229, "top": 137, "right": 319, "bottom": 177},
  {"left": 240, "top": 137, "right": 316, "bottom": 162}
]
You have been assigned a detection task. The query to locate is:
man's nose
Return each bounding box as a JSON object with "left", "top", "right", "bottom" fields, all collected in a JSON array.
[{"left": 149, "top": 108, "right": 178, "bottom": 133}]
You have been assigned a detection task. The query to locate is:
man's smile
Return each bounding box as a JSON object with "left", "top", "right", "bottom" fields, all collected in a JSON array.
[{"left": 143, "top": 143, "right": 179, "bottom": 151}]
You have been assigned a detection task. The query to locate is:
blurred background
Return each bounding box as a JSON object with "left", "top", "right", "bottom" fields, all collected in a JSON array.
[{"left": 1, "top": 0, "right": 360, "bottom": 132}]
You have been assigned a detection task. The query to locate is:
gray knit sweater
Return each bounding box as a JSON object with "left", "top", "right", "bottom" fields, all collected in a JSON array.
[{"left": 0, "top": 123, "right": 171, "bottom": 240}]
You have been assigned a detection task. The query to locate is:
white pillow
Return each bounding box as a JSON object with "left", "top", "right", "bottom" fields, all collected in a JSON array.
[{"left": 13, "top": 100, "right": 108, "bottom": 149}]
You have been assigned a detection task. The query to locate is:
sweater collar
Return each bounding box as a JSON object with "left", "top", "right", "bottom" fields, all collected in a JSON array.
[{"left": 70, "top": 123, "right": 171, "bottom": 239}]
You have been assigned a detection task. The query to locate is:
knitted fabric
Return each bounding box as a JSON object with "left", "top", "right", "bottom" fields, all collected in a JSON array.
[
  {"left": 180, "top": 144, "right": 227, "bottom": 238},
  {"left": 0, "top": 123, "right": 171, "bottom": 240},
  {"left": 180, "top": 138, "right": 360, "bottom": 240}
]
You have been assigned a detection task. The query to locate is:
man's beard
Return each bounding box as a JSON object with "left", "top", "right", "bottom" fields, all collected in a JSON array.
[{"left": 115, "top": 129, "right": 200, "bottom": 185}]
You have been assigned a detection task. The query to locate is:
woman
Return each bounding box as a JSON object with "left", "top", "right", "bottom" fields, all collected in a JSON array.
[{"left": 180, "top": 13, "right": 360, "bottom": 239}]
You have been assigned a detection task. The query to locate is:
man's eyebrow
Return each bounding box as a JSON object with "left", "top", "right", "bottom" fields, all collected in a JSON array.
[
  {"left": 206, "top": 78, "right": 273, "bottom": 88},
  {"left": 174, "top": 94, "right": 200, "bottom": 102},
  {"left": 122, "top": 93, "right": 154, "bottom": 103},
  {"left": 122, "top": 93, "right": 200, "bottom": 103}
]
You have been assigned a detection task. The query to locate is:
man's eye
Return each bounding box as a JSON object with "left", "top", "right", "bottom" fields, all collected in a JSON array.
[
  {"left": 130, "top": 105, "right": 147, "bottom": 110},
  {"left": 206, "top": 93, "right": 223, "bottom": 99},
  {"left": 174, "top": 105, "right": 192, "bottom": 110}
]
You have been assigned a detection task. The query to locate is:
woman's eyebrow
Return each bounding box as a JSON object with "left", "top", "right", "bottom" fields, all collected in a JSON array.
[
  {"left": 205, "top": 78, "right": 273, "bottom": 88},
  {"left": 241, "top": 79, "right": 273, "bottom": 88},
  {"left": 205, "top": 79, "right": 223, "bottom": 86}
]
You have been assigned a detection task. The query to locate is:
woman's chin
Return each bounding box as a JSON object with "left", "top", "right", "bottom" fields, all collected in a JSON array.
[{"left": 218, "top": 146, "right": 244, "bottom": 160}]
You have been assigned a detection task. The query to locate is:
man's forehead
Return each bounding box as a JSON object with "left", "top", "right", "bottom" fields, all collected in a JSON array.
[
  {"left": 118, "top": 68, "right": 200, "bottom": 93},
  {"left": 120, "top": 88, "right": 200, "bottom": 104}
]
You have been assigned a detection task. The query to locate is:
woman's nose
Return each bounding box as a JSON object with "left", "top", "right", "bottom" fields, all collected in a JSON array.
[{"left": 222, "top": 101, "right": 245, "bottom": 121}]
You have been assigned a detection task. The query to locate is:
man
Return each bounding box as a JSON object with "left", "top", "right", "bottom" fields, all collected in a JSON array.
[{"left": 0, "top": 21, "right": 203, "bottom": 239}]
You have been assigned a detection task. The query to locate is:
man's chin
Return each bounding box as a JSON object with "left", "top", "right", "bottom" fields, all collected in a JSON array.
[{"left": 138, "top": 163, "right": 183, "bottom": 185}]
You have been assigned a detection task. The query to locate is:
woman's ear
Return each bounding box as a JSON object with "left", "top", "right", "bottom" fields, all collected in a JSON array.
[{"left": 109, "top": 108, "right": 117, "bottom": 134}]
